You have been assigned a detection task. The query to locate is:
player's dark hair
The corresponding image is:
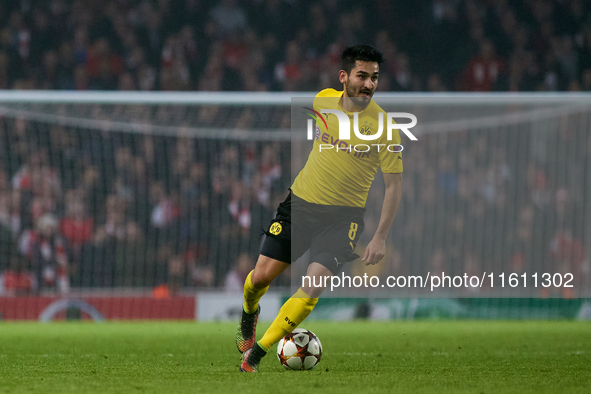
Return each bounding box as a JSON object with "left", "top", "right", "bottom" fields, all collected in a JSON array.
[{"left": 341, "top": 44, "right": 384, "bottom": 75}]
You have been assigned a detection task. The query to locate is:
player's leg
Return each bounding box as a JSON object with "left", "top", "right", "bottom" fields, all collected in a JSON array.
[
  {"left": 244, "top": 254, "right": 289, "bottom": 312},
  {"left": 239, "top": 253, "right": 292, "bottom": 372},
  {"left": 237, "top": 254, "right": 289, "bottom": 354},
  {"left": 241, "top": 263, "right": 329, "bottom": 372},
  {"left": 247, "top": 213, "right": 364, "bottom": 359},
  {"left": 301, "top": 262, "right": 333, "bottom": 298},
  {"left": 237, "top": 191, "right": 292, "bottom": 360},
  {"left": 258, "top": 262, "right": 328, "bottom": 347},
  {"left": 242, "top": 192, "right": 319, "bottom": 372}
]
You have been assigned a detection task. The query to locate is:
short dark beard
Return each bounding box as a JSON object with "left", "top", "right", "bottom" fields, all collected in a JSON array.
[{"left": 345, "top": 84, "right": 371, "bottom": 109}]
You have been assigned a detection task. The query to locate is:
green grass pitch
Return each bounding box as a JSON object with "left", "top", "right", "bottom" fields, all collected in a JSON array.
[{"left": 1, "top": 320, "right": 590, "bottom": 393}]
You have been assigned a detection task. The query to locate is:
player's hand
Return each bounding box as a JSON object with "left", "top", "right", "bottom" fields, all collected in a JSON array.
[{"left": 362, "top": 238, "right": 386, "bottom": 265}]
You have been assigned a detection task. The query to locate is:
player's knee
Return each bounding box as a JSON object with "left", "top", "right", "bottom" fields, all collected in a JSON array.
[
  {"left": 251, "top": 269, "right": 273, "bottom": 288},
  {"left": 251, "top": 255, "right": 289, "bottom": 288},
  {"left": 301, "top": 282, "right": 326, "bottom": 298},
  {"left": 302, "top": 287, "right": 324, "bottom": 298}
]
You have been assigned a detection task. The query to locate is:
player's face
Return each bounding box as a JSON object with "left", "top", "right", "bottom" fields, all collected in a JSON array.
[{"left": 340, "top": 61, "right": 379, "bottom": 107}]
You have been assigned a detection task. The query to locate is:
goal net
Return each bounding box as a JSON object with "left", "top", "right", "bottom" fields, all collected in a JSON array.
[{"left": 0, "top": 92, "right": 589, "bottom": 320}]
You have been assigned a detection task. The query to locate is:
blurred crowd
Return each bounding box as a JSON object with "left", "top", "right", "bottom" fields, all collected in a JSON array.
[
  {"left": 0, "top": 113, "right": 292, "bottom": 294},
  {"left": 360, "top": 117, "right": 589, "bottom": 298},
  {"left": 0, "top": 0, "right": 591, "bottom": 92},
  {"left": 0, "top": 104, "right": 588, "bottom": 296},
  {"left": 0, "top": 0, "right": 589, "bottom": 297}
]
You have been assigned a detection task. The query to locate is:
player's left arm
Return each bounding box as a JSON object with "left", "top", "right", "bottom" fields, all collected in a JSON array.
[{"left": 362, "top": 172, "right": 402, "bottom": 265}]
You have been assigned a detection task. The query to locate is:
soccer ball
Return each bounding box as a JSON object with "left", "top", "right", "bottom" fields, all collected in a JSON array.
[{"left": 276, "top": 328, "right": 322, "bottom": 370}]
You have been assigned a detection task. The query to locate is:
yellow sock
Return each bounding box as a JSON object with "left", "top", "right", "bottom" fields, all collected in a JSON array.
[
  {"left": 258, "top": 287, "right": 318, "bottom": 350},
  {"left": 243, "top": 270, "right": 269, "bottom": 314}
]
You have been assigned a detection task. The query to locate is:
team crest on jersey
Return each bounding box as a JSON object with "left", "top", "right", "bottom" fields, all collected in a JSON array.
[
  {"left": 359, "top": 125, "right": 372, "bottom": 135},
  {"left": 269, "top": 222, "right": 282, "bottom": 235}
]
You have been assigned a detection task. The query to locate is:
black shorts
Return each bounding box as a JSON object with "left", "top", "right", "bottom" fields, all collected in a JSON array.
[{"left": 260, "top": 191, "right": 365, "bottom": 275}]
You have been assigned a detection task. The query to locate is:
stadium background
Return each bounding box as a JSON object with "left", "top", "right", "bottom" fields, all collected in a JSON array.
[{"left": 0, "top": 0, "right": 589, "bottom": 321}]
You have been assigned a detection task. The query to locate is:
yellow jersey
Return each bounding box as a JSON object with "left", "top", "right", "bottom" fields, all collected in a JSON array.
[{"left": 291, "top": 88, "right": 403, "bottom": 208}]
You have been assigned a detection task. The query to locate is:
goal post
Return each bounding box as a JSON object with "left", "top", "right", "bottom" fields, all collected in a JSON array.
[{"left": 0, "top": 91, "right": 589, "bottom": 320}]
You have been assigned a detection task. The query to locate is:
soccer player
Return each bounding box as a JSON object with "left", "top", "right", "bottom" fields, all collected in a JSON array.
[{"left": 237, "top": 44, "right": 403, "bottom": 372}]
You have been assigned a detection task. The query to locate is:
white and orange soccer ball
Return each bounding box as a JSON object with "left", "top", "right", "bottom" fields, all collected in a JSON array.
[{"left": 276, "top": 328, "right": 322, "bottom": 370}]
